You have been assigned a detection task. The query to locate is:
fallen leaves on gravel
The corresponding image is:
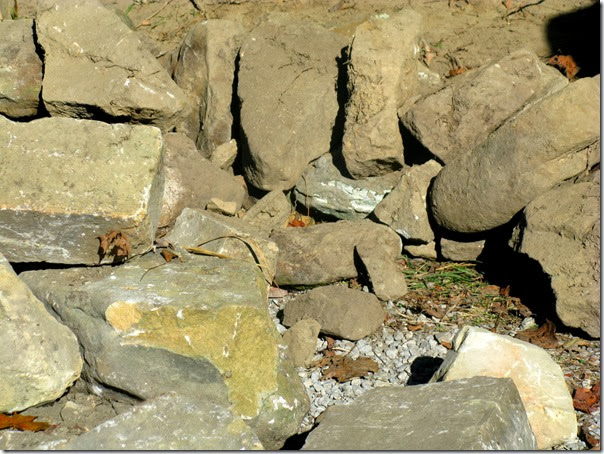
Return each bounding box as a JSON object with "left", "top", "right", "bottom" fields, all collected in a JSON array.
[
  {"left": 515, "top": 319, "right": 559, "bottom": 349},
  {"left": 573, "top": 381, "right": 600, "bottom": 413},
  {"left": 0, "top": 413, "right": 50, "bottom": 432},
  {"left": 320, "top": 355, "right": 379, "bottom": 383}
]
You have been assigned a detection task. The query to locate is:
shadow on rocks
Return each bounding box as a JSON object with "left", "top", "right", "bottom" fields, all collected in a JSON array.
[{"left": 406, "top": 356, "right": 444, "bottom": 386}]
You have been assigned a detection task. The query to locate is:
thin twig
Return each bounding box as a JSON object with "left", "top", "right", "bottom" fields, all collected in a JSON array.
[
  {"left": 506, "top": 0, "right": 545, "bottom": 17},
  {"left": 137, "top": 0, "right": 175, "bottom": 28}
]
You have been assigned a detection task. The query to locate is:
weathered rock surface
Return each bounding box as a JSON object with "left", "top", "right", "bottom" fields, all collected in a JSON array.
[
  {"left": 238, "top": 13, "right": 347, "bottom": 190},
  {"left": 282, "top": 319, "right": 321, "bottom": 368},
  {"left": 402, "top": 49, "right": 568, "bottom": 163},
  {"left": 0, "top": 19, "right": 42, "bottom": 118},
  {"left": 159, "top": 133, "right": 245, "bottom": 228},
  {"left": 440, "top": 238, "right": 485, "bottom": 262},
  {"left": 282, "top": 284, "right": 385, "bottom": 341},
  {"left": 510, "top": 176, "right": 600, "bottom": 338},
  {"left": 430, "top": 75, "right": 600, "bottom": 233},
  {"left": 431, "top": 325, "right": 577, "bottom": 449},
  {"left": 404, "top": 241, "right": 437, "bottom": 260},
  {"left": 271, "top": 219, "right": 402, "bottom": 286},
  {"left": 210, "top": 139, "right": 239, "bottom": 170},
  {"left": 342, "top": 10, "right": 422, "bottom": 178},
  {"left": 36, "top": 0, "right": 189, "bottom": 131},
  {"left": 163, "top": 207, "right": 278, "bottom": 284},
  {"left": 0, "top": 253, "right": 82, "bottom": 413},
  {"left": 242, "top": 190, "right": 292, "bottom": 235},
  {"left": 373, "top": 160, "right": 442, "bottom": 243},
  {"left": 303, "top": 376, "right": 537, "bottom": 450},
  {"left": 20, "top": 252, "right": 309, "bottom": 450},
  {"left": 173, "top": 19, "right": 244, "bottom": 157},
  {"left": 35, "top": 393, "right": 263, "bottom": 450},
  {"left": 293, "top": 153, "right": 401, "bottom": 220},
  {"left": 355, "top": 239, "right": 407, "bottom": 301},
  {"left": 0, "top": 116, "right": 164, "bottom": 264}
]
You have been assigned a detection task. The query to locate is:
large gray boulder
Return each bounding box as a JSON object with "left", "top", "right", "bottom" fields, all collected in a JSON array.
[
  {"left": 20, "top": 252, "right": 309, "bottom": 450},
  {"left": 402, "top": 49, "right": 568, "bottom": 163},
  {"left": 293, "top": 153, "right": 402, "bottom": 220},
  {"left": 34, "top": 393, "right": 263, "bottom": 450},
  {"left": 0, "top": 253, "right": 82, "bottom": 413},
  {"left": 430, "top": 75, "right": 600, "bottom": 233},
  {"left": 341, "top": 10, "right": 422, "bottom": 178},
  {"left": 0, "top": 19, "right": 42, "bottom": 118},
  {"left": 238, "top": 13, "right": 347, "bottom": 190},
  {"left": 510, "top": 173, "right": 600, "bottom": 338},
  {"left": 36, "top": 0, "right": 189, "bottom": 131},
  {"left": 173, "top": 19, "right": 244, "bottom": 157},
  {"left": 303, "top": 376, "right": 537, "bottom": 450},
  {"left": 0, "top": 116, "right": 164, "bottom": 264}
]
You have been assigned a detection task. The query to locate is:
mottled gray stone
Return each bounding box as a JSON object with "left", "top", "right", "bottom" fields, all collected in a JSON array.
[
  {"left": 356, "top": 239, "right": 407, "bottom": 301},
  {"left": 283, "top": 284, "right": 385, "bottom": 341},
  {"left": 303, "top": 376, "right": 537, "bottom": 450},
  {"left": 293, "top": 153, "right": 401, "bottom": 220},
  {"left": 0, "top": 116, "right": 164, "bottom": 264},
  {"left": 0, "top": 19, "right": 42, "bottom": 118},
  {"left": 36, "top": 0, "right": 189, "bottom": 131},
  {"left": 0, "top": 253, "right": 82, "bottom": 413},
  {"left": 283, "top": 319, "right": 321, "bottom": 368}
]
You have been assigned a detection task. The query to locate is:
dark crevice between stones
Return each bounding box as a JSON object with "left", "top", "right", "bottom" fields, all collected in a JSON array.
[
  {"left": 32, "top": 18, "right": 51, "bottom": 120},
  {"left": 406, "top": 356, "right": 444, "bottom": 386},
  {"left": 400, "top": 122, "right": 442, "bottom": 167},
  {"left": 281, "top": 428, "right": 312, "bottom": 450},
  {"left": 10, "top": 261, "right": 87, "bottom": 275},
  {"left": 230, "top": 51, "right": 245, "bottom": 178}
]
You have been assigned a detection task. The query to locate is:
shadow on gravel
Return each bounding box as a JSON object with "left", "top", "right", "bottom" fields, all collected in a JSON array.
[{"left": 406, "top": 356, "right": 444, "bottom": 386}]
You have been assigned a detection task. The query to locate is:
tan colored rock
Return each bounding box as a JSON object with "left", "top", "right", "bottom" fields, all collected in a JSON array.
[
  {"left": 355, "top": 240, "right": 407, "bottom": 302},
  {"left": 210, "top": 139, "right": 239, "bottom": 170},
  {"left": 431, "top": 326, "right": 577, "bottom": 449},
  {"left": 440, "top": 238, "right": 485, "bottom": 262},
  {"left": 206, "top": 198, "right": 238, "bottom": 216},
  {"left": 404, "top": 242, "right": 437, "bottom": 260},
  {"left": 0, "top": 116, "right": 164, "bottom": 264},
  {"left": 283, "top": 319, "right": 321, "bottom": 368},
  {"left": 242, "top": 190, "right": 292, "bottom": 235}
]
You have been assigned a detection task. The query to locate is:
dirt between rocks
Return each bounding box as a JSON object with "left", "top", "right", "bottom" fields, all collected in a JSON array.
[{"left": 6, "top": 0, "right": 600, "bottom": 450}]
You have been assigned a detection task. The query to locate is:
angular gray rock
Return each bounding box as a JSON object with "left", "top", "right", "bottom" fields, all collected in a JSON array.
[
  {"left": 355, "top": 240, "right": 407, "bottom": 301},
  {"left": 303, "top": 376, "right": 537, "bottom": 450},
  {"left": 430, "top": 75, "right": 600, "bottom": 233},
  {"left": 431, "top": 326, "right": 577, "bottom": 449},
  {"left": 210, "top": 139, "right": 239, "bottom": 170},
  {"left": 440, "top": 238, "right": 485, "bottom": 262},
  {"left": 159, "top": 133, "right": 245, "bottom": 229},
  {"left": 402, "top": 49, "right": 568, "bottom": 163},
  {"left": 173, "top": 19, "right": 244, "bottom": 157},
  {"left": 373, "top": 160, "right": 442, "bottom": 243},
  {"left": 36, "top": 393, "right": 263, "bottom": 450},
  {"left": 0, "top": 116, "right": 164, "bottom": 264},
  {"left": 36, "top": 0, "right": 189, "bottom": 131},
  {"left": 270, "top": 219, "right": 402, "bottom": 286},
  {"left": 404, "top": 241, "right": 437, "bottom": 260},
  {"left": 282, "top": 284, "right": 385, "bottom": 341},
  {"left": 0, "top": 19, "right": 42, "bottom": 118},
  {"left": 20, "top": 252, "right": 309, "bottom": 450},
  {"left": 0, "top": 253, "right": 82, "bottom": 413},
  {"left": 293, "top": 153, "right": 401, "bottom": 220},
  {"left": 282, "top": 319, "right": 321, "bottom": 368},
  {"left": 510, "top": 176, "right": 600, "bottom": 338},
  {"left": 342, "top": 10, "right": 422, "bottom": 178},
  {"left": 163, "top": 207, "right": 279, "bottom": 284},
  {"left": 238, "top": 13, "right": 347, "bottom": 190},
  {"left": 242, "top": 190, "right": 292, "bottom": 235}
]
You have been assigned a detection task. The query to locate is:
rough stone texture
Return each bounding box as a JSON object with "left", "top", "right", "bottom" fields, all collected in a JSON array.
[
  {"left": 510, "top": 177, "right": 600, "bottom": 338},
  {"left": 242, "top": 190, "right": 292, "bottom": 235},
  {"left": 20, "top": 252, "right": 309, "bottom": 450},
  {"left": 159, "top": 133, "right": 245, "bottom": 228},
  {"left": 430, "top": 75, "right": 600, "bottom": 234},
  {"left": 282, "top": 284, "right": 385, "bottom": 341},
  {"left": 0, "top": 116, "right": 164, "bottom": 264},
  {"left": 35, "top": 393, "right": 263, "bottom": 450},
  {"left": 303, "top": 376, "right": 537, "bottom": 450},
  {"left": 402, "top": 49, "right": 568, "bottom": 163},
  {"left": 0, "top": 19, "right": 42, "bottom": 118},
  {"left": 282, "top": 319, "right": 321, "bottom": 368},
  {"left": 271, "top": 219, "right": 402, "bottom": 286},
  {"left": 210, "top": 139, "right": 239, "bottom": 170},
  {"left": 238, "top": 13, "right": 347, "bottom": 190},
  {"left": 440, "top": 238, "right": 485, "bottom": 262},
  {"left": 293, "top": 153, "right": 402, "bottom": 220},
  {"left": 0, "top": 0, "right": 17, "bottom": 20},
  {"left": 163, "top": 207, "right": 279, "bottom": 284},
  {"left": 36, "top": 0, "right": 189, "bottom": 131},
  {"left": 373, "top": 160, "right": 442, "bottom": 243},
  {"left": 173, "top": 19, "right": 244, "bottom": 157},
  {"left": 404, "top": 241, "right": 437, "bottom": 259},
  {"left": 431, "top": 326, "right": 577, "bottom": 449},
  {"left": 342, "top": 10, "right": 422, "bottom": 178},
  {"left": 355, "top": 239, "right": 407, "bottom": 302},
  {"left": 0, "top": 253, "right": 82, "bottom": 413}
]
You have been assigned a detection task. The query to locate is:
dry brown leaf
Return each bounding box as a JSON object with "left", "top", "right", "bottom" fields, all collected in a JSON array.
[
  {"left": 515, "top": 319, "right": 559, "bottom": 349},
  {"left": 321, "top": 355, "right": 379, "bottom": 383},
  {"left": 407, "top": 323, "right": 424, "bottom": 331},
  {"left": 573, "top": 381, "right": 600, "bottom": 413},
  {"left": 97, "top": 230, "right": 131, "bottom": 262},
  {"left": 0, "top": 413, "right": 50, "bottom": 432},
  {"left": 547, "top": 54, "right": 580, "bottom": 81},
  {"left": 160, "top": 249, "right": 179, "bottom": 263},
  {"left": 439, "top": 340, "right": 453, "bottom": 350},
  {"left": 287, "top": 211, "right": 313, "bottom": 228}
]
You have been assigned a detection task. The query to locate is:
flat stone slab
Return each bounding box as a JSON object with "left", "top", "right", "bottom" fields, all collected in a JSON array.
[
  {"left": 0, "top": 116, "right": 164, "bottom": 264},
  {"left": 303, "top": 376, "right": 537, "bottom": 450}
]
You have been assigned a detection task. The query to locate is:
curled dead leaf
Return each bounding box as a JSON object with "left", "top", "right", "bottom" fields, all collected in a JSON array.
[
  {"left": 97, "top": 230, "right": 131, "bottom": 262},
  {"left": 573, "top": 381, "right": 600, "bottom": 413},
  {"left": 547, "top": 54, "right": 580, "bottom": 81},
  {"left": 321, "top": 355, "right": 379, "bottom": 383},
  {"left": 0, "top": 413, "right": 50, "bottom": 432},
  {"left": 515, "top": 319, "right": 559, "bottom": 349}
]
